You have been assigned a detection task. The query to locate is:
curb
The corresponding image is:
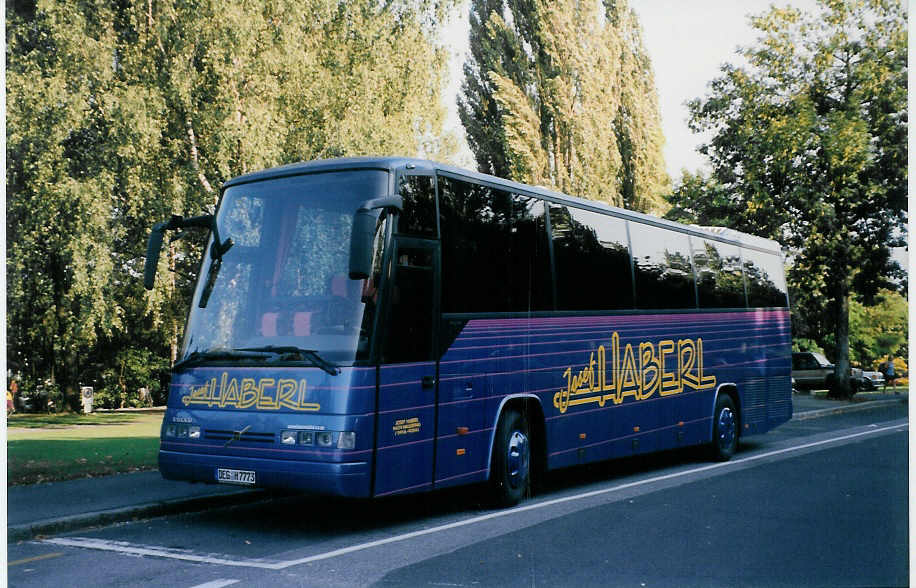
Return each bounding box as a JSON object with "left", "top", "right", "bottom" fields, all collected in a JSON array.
[
  {"left": 791, "top": 398, "right": 906, "bottom": 421},
  {"left": 8, "top": 488, "right": 269, "bottom": 543}
]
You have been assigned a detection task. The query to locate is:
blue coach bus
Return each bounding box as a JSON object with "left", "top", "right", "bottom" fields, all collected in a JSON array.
[{"left": 144, "top": 157, "right": 792, "bottom": 506}]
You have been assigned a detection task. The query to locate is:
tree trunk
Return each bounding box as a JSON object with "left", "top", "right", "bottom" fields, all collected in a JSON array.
[{"left": 833, "top": 278, "right": 852, "bottom": 399}]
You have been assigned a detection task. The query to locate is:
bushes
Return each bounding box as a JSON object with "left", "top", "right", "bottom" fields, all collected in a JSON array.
[
  {"left": 95, "top": 348, "right": 170, "bottom": 409},
  {"left": 11, "top": 348, "right": 170, "bottom": 413},
  {"left": 13, "top": 378, "right": 65, "bottom": 413}
]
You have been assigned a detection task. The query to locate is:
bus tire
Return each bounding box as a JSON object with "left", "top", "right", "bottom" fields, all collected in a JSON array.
[
  {"left": 710, "top": 394, "right": 738, "bottom": 461},
  {"left": 490, "top": 409, "right": 531, "bottom": 507}
]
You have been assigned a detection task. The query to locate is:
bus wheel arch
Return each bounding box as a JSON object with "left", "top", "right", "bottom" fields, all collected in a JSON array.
[
  {"left": 488, "top": 396, "right": 545, "bottom": 506},
  {"left": 710, "top": 385, "right": 740, "bottom": 461}
]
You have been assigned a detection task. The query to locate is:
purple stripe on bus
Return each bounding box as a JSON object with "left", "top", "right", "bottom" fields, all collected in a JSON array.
[{"left": 547, "top": 416, "right": 713, "bottom": 457}]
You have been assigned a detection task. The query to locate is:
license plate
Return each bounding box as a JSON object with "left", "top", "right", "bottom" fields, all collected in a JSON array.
[{"left": 217, "top": 468, "right": 256, "bottom": 485}]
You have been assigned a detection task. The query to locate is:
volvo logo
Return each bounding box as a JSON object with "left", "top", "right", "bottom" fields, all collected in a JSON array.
[{"left": 224, "top": 424, "right": 251, "bottom": 447}]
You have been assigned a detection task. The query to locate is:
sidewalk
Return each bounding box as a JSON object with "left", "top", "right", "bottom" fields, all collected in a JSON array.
[
  {"left": 790, "top": 388, "right": 907, "bottom": 420},
  {"left": 8, "top": 471, "right": 268, "bottom": 542},
  {"left": 8, "top": 391, "right": 907, "bottom": 541}
]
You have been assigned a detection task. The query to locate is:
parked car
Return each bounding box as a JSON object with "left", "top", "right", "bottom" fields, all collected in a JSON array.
[
  {"left": 792, "top": 352, "right": 834, "bottom": 390},
  {"left": 791, "top": 351, "right": 864, "bottom": 392},
  {"left": 860, "top": 370, "right": 886, "bottom": 391}
]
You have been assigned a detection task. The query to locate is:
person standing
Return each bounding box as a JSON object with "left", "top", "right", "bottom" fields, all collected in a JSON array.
[
  {"left": 7, "top": 380, "right": 17, "bottom": 414},
  {"left": 885, "top": 357, "right": 897, "bottom": 392}
]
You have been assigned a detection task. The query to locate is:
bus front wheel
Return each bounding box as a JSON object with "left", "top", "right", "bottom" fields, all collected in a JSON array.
[
  {"left": 710, "top": 394, "right": 738, "bottom": 461},
  {"left": 490, "top": 409, "right": 531, "bottom": 507}
]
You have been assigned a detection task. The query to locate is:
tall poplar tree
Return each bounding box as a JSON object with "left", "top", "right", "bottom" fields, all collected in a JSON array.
[
  {"left": 7, "top": 0, "right": 455, "bottom": 398},
  {"left": 668, "top": 0, "right": 907, "bottom": 397},
  {"left": 459, "top": 0, "right": 668, "bottom": 212}
]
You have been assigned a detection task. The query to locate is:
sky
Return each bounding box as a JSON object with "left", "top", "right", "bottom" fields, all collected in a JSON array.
[
  {"left": 441, "top": 0, "right": 820, "bottom": 179},
  {"left": 628, "top": 0, "right": 819, "bottom": 179}
]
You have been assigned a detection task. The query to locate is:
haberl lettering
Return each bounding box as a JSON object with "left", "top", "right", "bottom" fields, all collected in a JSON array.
[
  {"left": 182, "top": 373, "right": 320, "bottom": 411},
  {"left": 553, "top": 332, "right": 716, "bottom": 413}
]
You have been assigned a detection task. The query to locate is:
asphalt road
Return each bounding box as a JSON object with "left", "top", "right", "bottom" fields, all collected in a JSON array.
[{"left": 8, "top": 404, "right": 908, "bottom": 587}]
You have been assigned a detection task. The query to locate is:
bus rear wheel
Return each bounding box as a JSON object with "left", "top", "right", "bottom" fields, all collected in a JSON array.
[
  {"left": 490, "top": 409, "right": 531, "bottom": 507},
  {"left": 710, "top": 394, "right": 738, "bottom": 461}
]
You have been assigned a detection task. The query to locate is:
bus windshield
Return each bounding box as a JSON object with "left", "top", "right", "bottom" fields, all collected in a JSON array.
[{"left": 179, "top": 169, "right": 389, "bottom": 368}]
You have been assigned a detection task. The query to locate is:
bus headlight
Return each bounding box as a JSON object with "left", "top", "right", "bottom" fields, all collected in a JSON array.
[
  {"left": 280, "top": 430, "right": 297, "bottom": 445},
  {"left": 189, "top": 426, "right": 201, "bottom": 439},
  {"left": 298, "top": 431, "right": 314, "bottom": 445},
  {"left": 316, "top": 431, "right": 334, "bottom": 447},
  {"left": 337, "top": 431, "right": 356, "bottom": 450}
]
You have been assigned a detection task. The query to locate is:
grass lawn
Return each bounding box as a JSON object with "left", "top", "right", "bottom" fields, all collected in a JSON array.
[{"left": 7, "top": 412, "right": 163, "bottom": 486}]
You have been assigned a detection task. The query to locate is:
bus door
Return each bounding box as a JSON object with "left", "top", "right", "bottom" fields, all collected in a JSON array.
[{"left": 373, "top": 237, "right": 440, "bottom": 497}]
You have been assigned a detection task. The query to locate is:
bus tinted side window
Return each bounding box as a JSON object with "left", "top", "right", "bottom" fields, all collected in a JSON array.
[
  {"left": 439, "top": 176, "right": 511, "bottom": 312},
  {"left": 694, "top": 239, "right": 746, "bottom": 308},
  {"left": 510, "top": 195, "right": 552, "bottom": 311},
  {"left": 549, "top": 204, "right": 633, "bottom": 310},
  {"left": 630, "top": 223, "right": 696, "bottom": 309},
  {"left": 397, "top": 175, "right": 437, "bottom": 237},
  {"left": 439, "top": 176, "right": 551, "bottom": 313},
  {"left": 744, "top": 250, "right": 788, "bottom": 307}
]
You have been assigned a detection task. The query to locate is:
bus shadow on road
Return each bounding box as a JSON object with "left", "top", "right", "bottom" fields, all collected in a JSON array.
[
  {"left": 175, "top": 443, "right": 751, "bottom": 543},
  {"left": 537, "top": 444, "right": 718, "bottom": 496}
]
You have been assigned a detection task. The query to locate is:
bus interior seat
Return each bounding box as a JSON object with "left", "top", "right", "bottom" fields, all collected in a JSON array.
[
  {"left": 293, "top": 312, "right": 311, "bottom": 336},
  {"left": 260, "top": 310, "right": 312, "bottom": 337},
  {"left": 330, "top": 274, "right": 362, "bottom": 300},
  {"left": 261, "top": 312, "right": 279, "bottom": 337}
]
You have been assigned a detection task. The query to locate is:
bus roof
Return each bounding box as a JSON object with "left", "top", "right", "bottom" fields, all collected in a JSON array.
[{"left": 222, "top": 156, "right": 784, "bottom": 256}]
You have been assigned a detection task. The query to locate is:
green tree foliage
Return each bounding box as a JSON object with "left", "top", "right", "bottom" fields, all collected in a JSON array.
[
  {"left": 847, "top": 289, "right": 908, "bottom": 368},
  {"left": 459, "top": 0, "right": 668, "bottom": 212},
  {"left": 7, "top": 0, "right": 455, "bottom": 401},
  {"left": 664, "top": 170, "right": 740, "bottom": 228},
  {"left": 667, "top": 0, "right": 906, "bottom": 397}
]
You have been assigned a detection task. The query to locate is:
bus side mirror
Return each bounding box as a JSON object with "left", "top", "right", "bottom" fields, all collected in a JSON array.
[
  {"left": 143, "top": 213, "right": 225, "bottom": 291},
  {"left": 348, "top": 195, "right": 402, "bottom": 280},
  {"left": 144, "top": 222, "right": 169, "bottom": 290},
  {"left": 349, "top": 209, "right": 377, "bottom": 280}
]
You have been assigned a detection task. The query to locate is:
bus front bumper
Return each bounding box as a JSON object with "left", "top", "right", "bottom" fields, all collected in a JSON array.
[{"left": 158, "top": 450, "right": 372, "bottom": 498}]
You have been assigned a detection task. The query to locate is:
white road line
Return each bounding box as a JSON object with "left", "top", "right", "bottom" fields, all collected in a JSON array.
[
  {"left": 273, "top": 422, "right": 908, "bottom": 568},
  {"left": 42, "top": 538, "right": 286, "bottom": 570},
  {"left": 45, "top": 422, "right": 907, "bottom": 570},
  {"left": 189, "top": 580, "right": 240, "bottom": 588}
]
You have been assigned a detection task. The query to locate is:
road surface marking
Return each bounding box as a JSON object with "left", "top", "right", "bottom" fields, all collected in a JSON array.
[
  {"left": 189, "top": 580, "right": 240, "bottom": 588},
  {"left": 45, "top": 422, "right": 907, "bottom": 570},
  {"left": 8, "top": 552, "right": 64, "bottom": 566},
  {"left": 42, "top": 538, "right": 286, "bottom": 569}
]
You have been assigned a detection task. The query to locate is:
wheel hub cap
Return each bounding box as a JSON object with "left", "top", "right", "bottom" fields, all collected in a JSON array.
[
  {"left": 506, "top": 430, "right": 529, "bottom": 489},
  {"left": 718, "top": 407, "right": 736, "bottom": 449}
]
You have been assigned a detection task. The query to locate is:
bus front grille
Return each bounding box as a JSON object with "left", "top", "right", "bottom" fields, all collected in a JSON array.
[{"left": 204, "top": 430, "right": 276, "bottom": 444}]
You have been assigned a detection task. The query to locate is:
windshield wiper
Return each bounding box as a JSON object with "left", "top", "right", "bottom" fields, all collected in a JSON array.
[
  {"left": 198, "top": 236, "right": 233, "bottom": 309},
  {"left": 237, "top": 346, "right": 341, "bottom": 376},
  {"left": 173, "top": 349, "right": 274, "bottom": 371}
]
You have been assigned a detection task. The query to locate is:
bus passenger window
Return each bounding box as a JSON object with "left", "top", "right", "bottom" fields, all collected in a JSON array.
[
  {"left": 509, "top": 195, "right": 552, "bottom": 311},
  {"left": 744, "top": 250, "right": 788, "bottom": 308},
  {"left": 398, "top": 175, "right": 437, "bottom": 237},
  {"left": 438, "top": 176, "right": 551, "bottom": 313},
  {"left": 438, "top": 176, "right": 512, "bottom": 313},
  {"left": 630, "top": 223, "right": 696, "bottom": 309},
  {"left": 549, "top": 204, "right": 633, "bottom": 311},
  {"left": 694, "top": 239, "right": 746, "bottom": 308}
]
